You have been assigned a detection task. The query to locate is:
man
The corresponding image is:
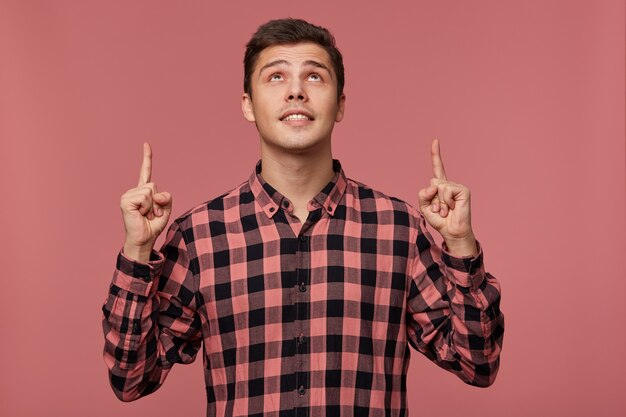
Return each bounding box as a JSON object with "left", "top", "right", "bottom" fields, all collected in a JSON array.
[{"left": 102, "top": 18, "right": 504, "bottom": 417}]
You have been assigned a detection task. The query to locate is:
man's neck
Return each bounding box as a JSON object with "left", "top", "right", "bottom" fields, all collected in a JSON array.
[{"left": 259, "top": 146, "right": 334, "bottom": 218}]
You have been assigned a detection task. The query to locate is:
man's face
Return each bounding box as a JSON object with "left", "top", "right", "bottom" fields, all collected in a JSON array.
[{"left": 242, "top": 42, "right": 345, "bottom": 154}]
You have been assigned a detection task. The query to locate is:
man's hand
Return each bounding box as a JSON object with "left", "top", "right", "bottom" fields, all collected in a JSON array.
[
  {"left": 417, "top": 139, "right": 478, "bottom": 257},
  {"left": 120, "top": 143, "right": 172, "bottom": 262}
]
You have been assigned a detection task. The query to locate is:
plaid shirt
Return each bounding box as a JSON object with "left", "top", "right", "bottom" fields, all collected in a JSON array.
[{"left": 102, "top": 159, "right": 504, "bottom": 417}]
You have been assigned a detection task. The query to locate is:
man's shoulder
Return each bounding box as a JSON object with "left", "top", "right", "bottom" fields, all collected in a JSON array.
[
  {"left": 345, "top": 176, "right": 421, "bottom": 218},
  {"left": 169, "top": 179, "right": 251, "bottom": 228}
]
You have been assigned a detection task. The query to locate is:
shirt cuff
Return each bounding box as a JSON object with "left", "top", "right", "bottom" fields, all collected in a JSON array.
[
  {"left": 111, "top": 249, "right": 165, "bottom": 297},
  {"left": 441, "top": 241, "right": 485, "bottom": 289}
]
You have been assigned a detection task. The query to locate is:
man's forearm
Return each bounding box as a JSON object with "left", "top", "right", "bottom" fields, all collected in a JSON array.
[{"left": 102, "top": 281, "right": 168, "bottom": 401}]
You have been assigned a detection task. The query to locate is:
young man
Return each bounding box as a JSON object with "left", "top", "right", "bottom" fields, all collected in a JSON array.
[{"left": 103, "top": 18, "right": 504, "bottom": 417}]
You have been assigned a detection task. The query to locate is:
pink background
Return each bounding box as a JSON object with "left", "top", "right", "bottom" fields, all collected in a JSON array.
[{"left": 1, "top": 1, "right": 624, "bottom": 416}]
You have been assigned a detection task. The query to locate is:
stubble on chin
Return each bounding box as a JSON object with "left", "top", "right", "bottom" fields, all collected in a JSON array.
[{"left": 260, "top": 131, "right": 331, "bottom": 155}]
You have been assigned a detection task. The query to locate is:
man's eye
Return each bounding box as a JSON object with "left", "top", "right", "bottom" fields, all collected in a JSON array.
[
  {"left": 270, "top": 74, "right": 283, "bottom": 81},
  {"left": 308, "top": 73, "right": 321, "bottom": 81}
]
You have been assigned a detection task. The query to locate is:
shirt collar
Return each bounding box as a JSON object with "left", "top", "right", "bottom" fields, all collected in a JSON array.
[{"left": 248, "top": 159, "right": 347, "bottom": 219}]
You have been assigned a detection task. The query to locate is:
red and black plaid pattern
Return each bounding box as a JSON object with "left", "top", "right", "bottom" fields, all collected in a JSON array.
[{"left": 102, "top": 159, "right": 504, "bottom": 417}]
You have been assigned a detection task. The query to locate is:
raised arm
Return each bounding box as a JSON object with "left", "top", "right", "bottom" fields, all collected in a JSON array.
[
  {"left": 102, "top": 144, "right": 201, "bottom": 401},
  {"left": 407, "top": 139, "right": 504, "bottom": 387}
]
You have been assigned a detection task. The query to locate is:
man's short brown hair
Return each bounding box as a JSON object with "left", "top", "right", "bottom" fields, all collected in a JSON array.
[{"left": 244, "top": 18, "right": 345, "bottom": 100}]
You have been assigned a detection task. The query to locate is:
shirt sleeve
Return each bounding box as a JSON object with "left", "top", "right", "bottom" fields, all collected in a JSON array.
[
  {"left": 405, "top": 212, "right": 504, "bottom": 387},
  {"left": 101, "top": 219, "right": 203, "bottom": 401}
]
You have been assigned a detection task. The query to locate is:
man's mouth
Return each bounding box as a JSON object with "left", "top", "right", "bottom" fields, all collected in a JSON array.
[
  {"left": 282, "top": 114, "right": 311, "bottom": 121},
  {"left": 280, "top": 110, "right": 314, "bottom": 121}
]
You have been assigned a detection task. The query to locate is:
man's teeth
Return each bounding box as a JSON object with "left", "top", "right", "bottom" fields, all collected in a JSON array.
[{"left": 283, "top": 114, "right": 310, "bottom": 121}]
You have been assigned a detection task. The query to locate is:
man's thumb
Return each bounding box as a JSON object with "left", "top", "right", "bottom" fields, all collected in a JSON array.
[{"left": 154, "top": 191, "right": 172, "bottom": 206}]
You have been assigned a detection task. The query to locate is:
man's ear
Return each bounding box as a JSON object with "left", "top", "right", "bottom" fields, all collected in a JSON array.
[
  {"left": 335, "top": 93, "right": 346, "bottom": 122},
  {"left": 241, "top": 93, "right": 256, "bottom": 122}
]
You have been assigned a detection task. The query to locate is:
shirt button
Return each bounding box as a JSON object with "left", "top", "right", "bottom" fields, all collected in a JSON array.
[
  {"left": 269, "top": 207, "right": 275, "bottom": 212},
  {"left": 300, "top": 235, "right": 307, "bottom": 242},
  {"left": 297, "top": 385, "right": 306, "bottom": 395},
  {"left": 283, "top": 200, "right": 290, "bottom": 208},
  {"left": 299, "top": 282, "right": 307, "bottom": 292},
  {"left": 298, "top": 334, "right": 308, "bottom": 344},
  {"left": 328, "top": 206, "right": 333, "bottom": 212}
]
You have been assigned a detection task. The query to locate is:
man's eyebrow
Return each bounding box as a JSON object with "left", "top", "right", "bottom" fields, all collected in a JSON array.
[
  {"left": 258, "top": 59, "right": 290, "bottom": 75},
  {"left": 303, "top": 60, "right": 333, "bottom": 78},
  {"left": 257, "top": 59, "right": 333, "bottom": 79}
]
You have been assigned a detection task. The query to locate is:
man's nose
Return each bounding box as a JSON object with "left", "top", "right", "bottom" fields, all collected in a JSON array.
[{"left": 286, "top": 79, "right": 307, "bottom": 101}]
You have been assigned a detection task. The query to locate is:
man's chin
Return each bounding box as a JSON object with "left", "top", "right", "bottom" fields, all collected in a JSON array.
[
  {"left": 261, "top": 136, "right": 329, "bottom": 155},
  {"left": 274, "top": 142, "right": 318, "bottom": 155}
]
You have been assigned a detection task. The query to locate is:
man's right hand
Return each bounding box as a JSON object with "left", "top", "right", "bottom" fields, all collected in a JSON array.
[{"left": 120, "top": 143, "right": 172, "bottom": 262}]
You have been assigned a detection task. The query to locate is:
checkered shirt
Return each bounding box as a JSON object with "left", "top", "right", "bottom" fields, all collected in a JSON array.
[{"left": 102, "top": 159, "right": 504, "bottom": 417}]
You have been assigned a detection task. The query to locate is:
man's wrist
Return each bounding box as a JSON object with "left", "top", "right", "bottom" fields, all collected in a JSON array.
[
  {"left": 122, "top": 241, "right": 155, "bottom": 263},
  {"left": 444, "top": 234, "right": 478, "bottom": 258}
]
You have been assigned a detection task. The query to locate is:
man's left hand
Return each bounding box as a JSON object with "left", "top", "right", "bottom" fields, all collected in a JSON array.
[{"left": 417, "top": 139, "right": 478, "bottom": 257}]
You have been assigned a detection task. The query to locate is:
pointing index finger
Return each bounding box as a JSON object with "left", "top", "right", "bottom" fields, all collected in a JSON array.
[
  {"left": 431, "top": 138, "right": 447, "bottom": 180},
  {"left": 138, "top": 142, "right": 152, "bottom": 186}
]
